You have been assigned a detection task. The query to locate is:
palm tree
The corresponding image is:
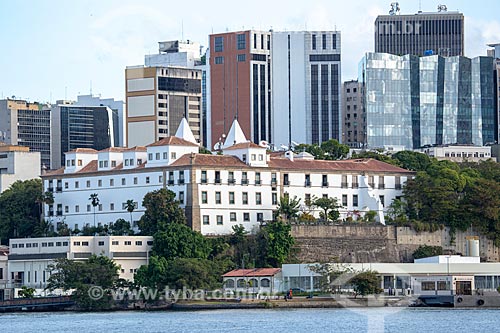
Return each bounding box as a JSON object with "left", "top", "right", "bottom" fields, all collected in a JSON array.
[
  {"left": 89, "top": 193, "right": 100, "bottom": 228},
  {"left": 276, "top": 195, "right": 301, "bottom": 222},
  {"left": 125, "top": 199, "right": 136, "bottom": 226}
]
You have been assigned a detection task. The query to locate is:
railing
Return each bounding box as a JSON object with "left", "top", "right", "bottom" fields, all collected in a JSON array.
[
  {"left": 168, "top": 180, "right": 174, "bottom": 185},
  {"left": 56, "top": 187, "right": 63, "bottom": 192},
  {"left": 304, "top": 180, "right": 311, "bottom": 187},
  {"left": 241, "top": 179, "right": 248, "bottom": 185},
  {"left": 271, "top": 179, "right": 277, "bottom": 185},
  {"left": 341, "top": 182, "right": 348, "bottom": 188},
  {"left": 283, "top": 180, "right": 290, "bottom": 186},
  {"left": 228, "top": 179, "right": 236, "bottom": 185},
  {"left": 56, "top": 211, "right": 63, "bottom": 216},
  {"left": 378, "top": 184, "right": 385, "bottom": 189},
  {"left": 352, "top": 183, "right": 359, "bottom": 189},
  {"left": 255, "top": 180, "right": 261, "bottom": 185},
  {"left": 201, "top": 179, "right": 208, "bottom": 184},
  {"left": 178, "top": 179, "right": 185, "bottom": 185},
  {"left": 322, "top": 182, "right": 329, "bottom": 187},
  {"left": 214, "top": 178, "right": 221, "bottom": 184},
  {"left": 395, "top": 184, "right": 402, "bottom": 190}
]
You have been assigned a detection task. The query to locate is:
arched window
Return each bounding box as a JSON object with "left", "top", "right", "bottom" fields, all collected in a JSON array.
[
  {"left": 224, "top": 279, "right": 235, "bottom": 288},
  {"left": 260, "top": 278, "right": 270, "bottom": 287},
  {"left": 249, "top": 278, "right": 259, "bottom": 288},
  {"left": 237, "top": 279, "right": 246, "bottom": 288}
]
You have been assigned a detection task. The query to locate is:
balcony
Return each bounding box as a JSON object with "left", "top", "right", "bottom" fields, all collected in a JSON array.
[
  {"left": 201, "top": 178, "right": 208, "bottom": 184},
  {"left": 56, "top": 210, "right": 63, "bottom": 216},
  {"left": 56, "top": 186, "right": 63, "bottom": 192},
  {"left": 322, "top": 182, "right": 329, "bottom": 188},
  {"left": 178, "top": 179, "right": 185, "bottom": 185},
  {"left": 47, "top": 187, "right": 54, "bottom": 192},
  {"left": 255, "top": 180, "right": 261, "bottom": 185},
  {"left": 271, "top": 179, "right": 277, "bottom": 185},
  {"left": 352, "top": 183, "right": 359, "bottom": 189},
  {"left": 168, "top": 180, "right": 174, "bottom": 185},
  {"left": 284, "top": 180, "right": 290, "bottom": 186},
  {"left": 341, "top": 182, "right": 348, "bottom": 188},
  {"left": 304, "top": 180, "right": 311, "bottom": 187},
  {"left": 378, "top": 184, "right": 385, "bottom": 189},
  {"left": 395, "top": 184, "right": 402, "bottom": 190},
  {"left": 241, "top": 179, "right": 249, "bottom": 185},
  {"left": 228, "top": 179, "right": 236, "bottom": 185},
  {"left": 215, "top": 178, "right": 222, "bottom": 184}
]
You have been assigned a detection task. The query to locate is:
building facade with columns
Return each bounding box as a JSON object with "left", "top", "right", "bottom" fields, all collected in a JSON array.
[{"left": 42, "top": 119, "right": 413, "bottom": 236}]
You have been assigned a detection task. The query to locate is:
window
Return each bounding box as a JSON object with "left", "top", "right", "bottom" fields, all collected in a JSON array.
[
  {"left": 202, "top": 191, "right": 208, "bottom": 204},
  {"left": 322, "top": 175, "right": 328, "bottom": 187},
  {"left": 228, "top": 171, "right": 235, "bottom": 184},
  {"left": 352, "top": 175, "right": 358, "bottom": 188},
  {"left": 237, "top": 54, "right": 246, "bottom": 62},
  {"left": 251, "top": 154, "right": 256, "bottom": 161},
  {"left": 257, "top": 213, "right": 263, "bottom": 222},
  {"left": 73, "top": 241, "right": 81, "bottom": 246},
  {"left": 110, "top": 203, "right": 115, "bottom": 211},
  {"left": 111, "top": 160, "right": 116, "bottom": 168},
  {"left": 378, "top": 176, "right": 385, "bottom": 189},
  {"left": 353, "top": 195, "right": 358, "bottom": 207},
  {"left": 322, "top": 34, "right": 327, "bottom": 49},
  {"left": 272, "top": 193, "right": 278, "bottom": 205},
  {"left": 242, "top": 192, "right": 248, "bottom": 205},
  {"left": 179, "top": 171, "right": 185, "bottom": 184},
  {"left": 214, "top": 36, "right": 224, "bottom": 52},
  {"left": 98, "top": 179, "right": 102, "bottom": 187},
  {"left": 75, "top": 181, "right": 79, "bottom": 189},
  {"left": 163, "top": 152, "right": 168, "bottom": 159},
  {"left": 112, "top": 241, "right": 119, "bottom": 245},
  {"left": 98, "top": 204, "right": 103, "bottom": 211},
  {"left": 179, "top": 191, "right": 184, "bottom": 204},
  {"left": 171, "top": 152, "right": 176, "bottom": 159},
  {"left": 217, "top": 215, "right": 223, "bottom": 225},
  {"left": 98, "top": 241, "right": 105, "bottom": 246},
  {"left": 65, "top": 182, "right": 68, "bottom": 189},
  {"left": 395, "top": 176, "right": 401, "bottom": 190},
  {"left": 215, "top": 191, "right": 221, "bottom": 204},
  {"left": 284, "top": 173, "right": 289, "bottom": 186},
  {"left": 64, "top": 206, "right": 69, "bottom": 213},
  {"left": 379, "top": 195, "right": 385, "bottom": 206},
  {"left": 82, "top": 241, "right": 89, "bottom": 246},
  {"left": 237, "top": 33, "right": 246, "bottom": 50},
  {"left": 110, "top": 179, "right": 114, "bottom": 186},
  {"left": 312, "top": 34, "right": 316, "bottom": 50},
  {"left": 134, "top": 177, "right": 138, "bottom": 185},
  {"left": 437, "top": 281, "right": 449, "bottom": 290},
  {"left": 255, "top": 172, "right": 261, "bottom": 185},
  {"left": 341, "top": 175, "right": 348, "bottom": 188},
  {"left": 203, "top": 215, "right": 210, "bottom": 225},
  {"left": 332, "top": 34, "right": 337, "bottom": 49},
  {"left": 243, "top": 213, "right": 250, "bottom": 221},
  {"left": 229, "top": 192, "right": 235, "bottom": 204},
  {"left": 305, "top": 174, "right": 311, "bottom": 187},
  {"left": 48, "top": 242, "right": 54, "bottom": 247},
  {"left": 242, "top": 154, "right": 246, "bottom": 162},
  {"left": 215, "top": 171, "right": 221, "bottom": 184},
  {"left": 256, "top": 192, "right": 262, "bottom": 205},
  {"left": 230, "top": 212, "right": 237, "bottom": 222},
  {"left": 122, "top": 178, "right": 126, "bottom": 185},
  {"left": 201, "top": 171, "right": 207, "bottom": 184},
  {"left": 75, "top": 205, "right": 79, "bottom": 213},
  {"left": 342, "top": 194, "right": 348, "bottom": 206},
  {"left": 155, "top": 153, "right": 160, "bottom": 160},
  {"left": 135, "top": 241, "right": 143, "bottom": 246},
  {"left": 422, "top": 282, "right": 435, "bottom": 291},
  {"left": 305, "top": 193, "right": 311, "bottom": 206},
  {"left": 146, "top": 177, "right": 150, "bottom": 184},
  {"left": 124, "top": 241, "right": 131, "bottom": 246},
  {"left": 86, "top": 180, "right": 90, "bottom": 188},
  {"left": 168, "top": 171, "right": 174, "bottom": 185},
  {"left": 215, "top": 56, "right": 224, "bottom": 64},
  {"left": 368, "top": 175, "right": 375, "bottom": 188},
  {"left": 147, "top": 241, "right": 153, "bottom": 246},
  {"left": 87, "top": 204, "right": 91, "bottom": 212},
  {"left": 271, "top": 173, "right": 277, "bottom": 184},
  {"left": 148, "top": 153, "right": 153, "bottom": 160}
]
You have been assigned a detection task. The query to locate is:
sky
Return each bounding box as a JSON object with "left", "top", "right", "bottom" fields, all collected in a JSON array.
[{"left": 0, "top": 0, "right": 499, "bottom": 103}]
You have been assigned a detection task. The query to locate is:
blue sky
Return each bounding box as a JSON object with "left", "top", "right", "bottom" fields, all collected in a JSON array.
[{"left": 1, "top": 0, "right": 499, "bottom": 103}]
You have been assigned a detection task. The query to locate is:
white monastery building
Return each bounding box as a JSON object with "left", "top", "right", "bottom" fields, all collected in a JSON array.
[{"left": 42, "top": 119, "right": 413, "bottom": 235}]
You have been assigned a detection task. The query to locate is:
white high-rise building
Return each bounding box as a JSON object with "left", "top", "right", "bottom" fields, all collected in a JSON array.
[{"left": 271, "top": 31, "right": 342, "bottom": 148}]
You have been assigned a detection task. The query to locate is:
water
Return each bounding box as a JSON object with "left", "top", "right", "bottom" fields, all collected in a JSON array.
[{"left": 1, "top": 308, "right": 500, "bottom": 332}]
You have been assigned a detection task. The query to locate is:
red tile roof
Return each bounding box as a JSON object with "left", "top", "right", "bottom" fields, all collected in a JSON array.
[
  {"left": 78, "top": 160, "right": 98, "bottom": 173},
  {"left": 99, "top": 147, "right": 128, "bottom": 153},
  {"left": 224, "top": 142, "right": 264, "bottom": 150},
  {"left": 223, "top": 268, "right": 282, "bottom": 277},
  {"left": 170, "top": 153, "right": 248, "bottom": 168},
  {"left": 43, "top": 167, "right": 65, "bottom": 176},
  {"left": 147, "top": 136, "right": 198, "bottom": 147},
  {"left": 268, "top": 158, "right": 413, "bottom": 173},
  {"left": 124, "top": 146, "right": 147, "bottom": 152},
  {"left": 65, "top": 148, "right": 98, "bottom": 154}
]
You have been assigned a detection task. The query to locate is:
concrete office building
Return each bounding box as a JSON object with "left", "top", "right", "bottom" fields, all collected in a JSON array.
[
  {"left": 342, "top": 80, "right": 365, "bottom": 148},
  {"left": 375, "top": 7, "right": 464, "bottom": 57},
  {"left": 208, "top": 30, "right": 272, "bottom": 149},
  {"left": 125, "top": 66, "right": 202, "bottom": 147},
  {"left": 360, "top": 53, "right": 496, "bottom": 150},
  {"left": 0, "top": 144, "right": 40, "bottom": 193},
  {"left": 51, "top": 96, "right": 122, "bottom": 169},
  {"left": 271, "top": 31, "right": 342, "bottom": 147},
  {"left": 145, "top": 40, "right": 202, "bottom": 68},
  {"left": 0, "top": 98, "right": 51, "bottom": 168}
]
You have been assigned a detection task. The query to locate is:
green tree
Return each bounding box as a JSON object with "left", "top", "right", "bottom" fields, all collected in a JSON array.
[
  {"left": 134, "top": 255, "right": 170, "bottom": 289},
  {"left": 391, "top": 150, "right": 432, "bottom": 171},
  {"left": 18, "top": 286, "right": 35, "bottom": 298},
  {"left": 0, "top": 179, "right": 44, "bottom": 244},
  {"left": 320, "top": 139, "right": 349, "bottom": 160},
  {"left": 385, "top": 198, "right": 409, "bottom": 225},
  {"left": 276, "top": 195, "right": 301, "bottom": 221},
  {"left": 125, "top": 199, "right": 136, "bottom": 226},
  {"left": 110, "top": 218, "right": 134, "bottom": 236},
  {"left": 349, "top": 270, "right": 383, "bottom": 297},
  {"left": 412, "top": 245, "right": 443, "bottom": 259},
  {"left": 199, "top": 146, "right": 212, "bottom": 154},
  {"left": 46, "top": 255, "right": 120, "bottom": 310},
  {"left": 260, "top": 221, "right": 295, "bottom": 267},
  {"left": 89, "top": 193, "right": 100, "bottom": 229},
  {"left": 153, "top": 222, "right": 211, "bottom": 260},
  {"left": 138, "top": 189, "right": 186, "bottom": 235},
  {"left": 314, "top": 197, "right": 342, "bottom": 222},
  {"left": 309, "top": 262, "right": 354, "bottom": 293}
]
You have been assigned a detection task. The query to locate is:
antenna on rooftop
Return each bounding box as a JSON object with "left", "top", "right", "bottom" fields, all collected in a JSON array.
[{"left": 90, "top": 80, "right": 93, "bottom": 95}]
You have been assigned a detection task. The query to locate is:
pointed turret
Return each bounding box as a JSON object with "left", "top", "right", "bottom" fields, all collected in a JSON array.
[
  {"left": 175, "top": 118, "right": 198, "bottom": 145},
  {"left": 222, "top": 119, "right": 248, "bottom": 149}
]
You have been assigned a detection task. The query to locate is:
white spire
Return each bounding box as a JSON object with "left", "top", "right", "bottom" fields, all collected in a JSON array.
[
  {"left": 175, "top": 118, "right": 197, "bottom": 144},
  {"left": 222, "top": 119, "right": 247, "bottom": 149}
]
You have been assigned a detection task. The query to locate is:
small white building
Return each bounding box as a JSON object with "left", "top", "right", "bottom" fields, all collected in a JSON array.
[
  {"left": 0, "top": 144, "right": 40, "bottom": 193},
  {"left": 222, "top": 268, "right": 282, "bottom": 294},
  {"left": 0, "top": 246, "right": 8, "bottom": 300},
  {"left": 419, "top": 145, "right": 495, "bottom": 162},
  {"left": 7, "top": 235, "right": 153, "bottom": 297}
]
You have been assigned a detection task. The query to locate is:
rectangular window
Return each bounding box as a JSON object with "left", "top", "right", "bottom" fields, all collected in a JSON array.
[
  {"left": 255, "top": 172, "right": 261, "bottom": 185},
  {"left": 342, "top": 194, "right": 348, "bottom": 206},
  {"left": 86, "top": 180, "right": 90, "bottom": 188},
  {"left": 353, "top": 195, "right": 358, "bottom": 207},
  {"left": 98, "top": 179, "right": 102, "bottom": 187},
  {"left": 284, "top": 173, "right": 289, "bottom": 186},
  {"left": 136, "top": 241, "right": 143, "bottom": 246},
  {"left": 201, "top": 171, "right": 207, "bottom": 184},
  {"left": 379, "top": 176, "right": 385, "bottom": 189},
  {"left": 179, "top": 171, "right": 185, "bottom": 184},
  {"left": 215, "top": 191, "right": 221, "bottom": 204},
  {"left": 215, "top": 171, "right": 221, "bottom": 184},
  {"left": 82, "top": 241, "right": 89, "bottom": 246},
  {"left": 134, "top": 177, "right": 138, "bottom": 185},
  {"left": 202, "top": 191, "right": 208, "bottom": 204},
  {"left": 73, "top": 241, "right": 81, "bottom": 246},
  {"left": 179, "top": 191, "right": 184, "bottom": 204},
  {"left": 272, "top": 193, "right": 278, "bottom": 205},
  {"left": 229, "top": 192, "right": 235, "bottom": 204},
  {"left": 322, "top": 175, "right": 328, "bottom": 187},
  {"left": 122, "top": 178, "right": 126, "bottom": 185},
  {"left": 322, "top": 34, "right": 327, "bottom": 49},
  {"left": 395, "top": 176, "right": 401, "bottom": 190},
  {"left": 332, "top": 34, "right": 337, "bottom": 49},
  {"left": 422, "top": 282, "right": 435, "bottom": 291},
  {"left": 146, "top": 177, "right": 150, "bottom": 184},
  {"left": 87, "top": 204, "right": 91, "bottom": 212},
  {"left": 98, "top": 241, "right": 105, "bottom": 246},
  {"left": 243, "top": 213, "right": 250, "bottom": 221},
  {"left": 217, "top": 215, "right": 223, "bottom": 225},
  {"left": 242, "top": 192, "right": 248, "bottom": 205},
  {"left": 352, "top": 175, "right": 358, "bottom": 188},
  {"left": 112, "top": 241, "right": 119, "bottom": 245},
  {"left": 110, "top": 203, "right": 115, "bottom": 211},
  {"left": 256, "top": 192, "right": 262, "bottom": 205},
  {"left": 110, "top": 179, "right": 114, "bottom": 186},
  {"left": 124, "top": 241, "right": 132, "bottom": 246},
  {"left": 305, "top": 174, "right": 311, "bottom": 187},
  {"left": 257, "top": 213, "right": 264, "bottom": 222},
  {"left": 242, "top": 172, "right": 248, "bottom": 185},
  {"left": 168, "top": 171, "right": 174, "bottom": 185},
  {"left": 237, "top": 54, "right": 246, "bottom": 62},
  {"left": 237, "top": 33, "right": 246, "bottom": 49},
  {"left": 75, "top": 205, "right": 79, "bottom": 213},
  {"left": 437, "top": 281, "right": 449, "bottom": 290},
  {"left": 228, "top": 171, "right": 235, "bottom": 184},
  {"left": 214, "top": 36, "right": 224, "bottom": 52},
  {"left": 271, "top": 173, "right": 277, "bottom": 185},
  {"left": 230, "top": 212, "right": 237, "bottom": 222},
  {"left": 75, "top": 181, "right": 79, "bottom": 189},
  {"left": 312, "top": 34, "right": 316, "bottom": 50},
  {"left": 341, "top": 175, "right": 348, "bottom": 188},
  {"left": 148, "top": 153, "right": 153, "bottom": 160},
  {"left": 368, "top": 175, "right": 375, "bottom": 188},
  {"left": 203, "top": 215, "right": 210, "bottom": 225},
  {"left": 171, "top": 152, "right": 176, "bottom": 159},
  {"left": 215, "top": 56, "right": 224, "bottom": 64},
  {"left": 379, "top": 195, "right": 385, "bottom": 206}
]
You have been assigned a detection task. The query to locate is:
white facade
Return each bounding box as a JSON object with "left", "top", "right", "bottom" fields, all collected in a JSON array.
[
  {"left": 145, "top": 40, "right": 201, "bottom": 68},
  {"left": 0, "top": 247, "right": 8, "bottom": 300},
  {"left": 271, "top": 31, "right": 342, "bottom": 147},
  {"left": 42, "top": 120, "right": 412, "bottom": 236},
  {"left": 419, "top": 145, "right": 495, "bottom": 162},
  {"left": 7, "top": 235, "right": 153, "bottom": 294},
  {"left": 0, "top": 145, "right": 40, "bottom": 193}
]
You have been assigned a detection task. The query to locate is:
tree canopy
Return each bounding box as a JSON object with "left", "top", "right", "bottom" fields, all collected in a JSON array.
[
  {"left": 295, "top": 139, "right": 349, "bottom": 160},
  {"left": 138, "top": 188, "right": 186, "bottom": 235}
]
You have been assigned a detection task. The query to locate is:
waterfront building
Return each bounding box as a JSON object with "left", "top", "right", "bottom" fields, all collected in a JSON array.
[
  {"left": 0, "top": 144, "right": 40, "bottom": 193},
  {"left": 50, "top": 96, "right": 122, "bottom": 169},
  {"left": 7, "top": 235, "right": 153, "bottom": 296},
  {"left": 41, "top": 119, "right": 412, "bottom": 236},
  {"left": 419, "top": 145, "right": 495, "bottom": 162},
  {"left": 208, "top": 30, "right": 272, "bottom": 149},
  {"left": 360, "top": 53, "right": 496, "bottom": 150},
  {"left": 375, "top": 7, "right": 464, "bottom": 57},
  {"left": 0, "top": 246, "right": 7, "bottom": 301},
  {"left": 342, "top": 80, "right": 364, "bottom": 148},
  {"left": 222, "top": 268, "right": 282, "bottom": 295},
  {"left": 0, "top": 98, "right": 51, "bottom": 168},
  {"left": 271, "top": 31, "right": 342, "bottom": 147}
]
